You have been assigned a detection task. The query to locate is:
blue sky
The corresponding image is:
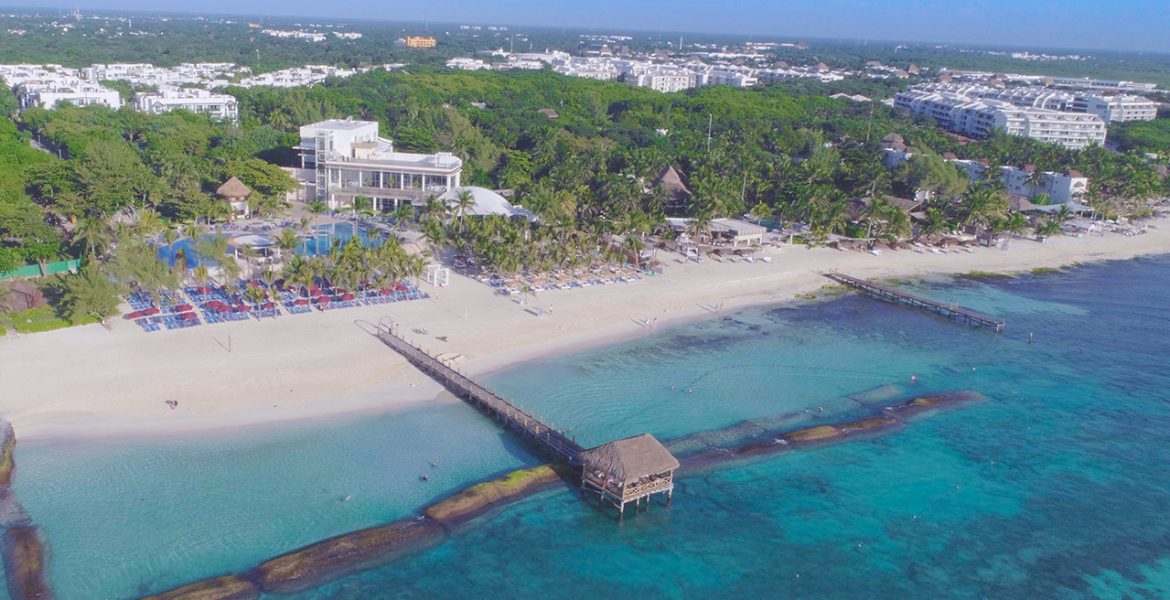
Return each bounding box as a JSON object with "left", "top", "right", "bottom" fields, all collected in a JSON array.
[{"left": 30, "top": 0, "right": 1170, "bottom": 52}]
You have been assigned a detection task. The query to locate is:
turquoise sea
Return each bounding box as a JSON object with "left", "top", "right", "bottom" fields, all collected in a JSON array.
[{"left": 8, "top": 255, "right": 1170, "bottom": 599}]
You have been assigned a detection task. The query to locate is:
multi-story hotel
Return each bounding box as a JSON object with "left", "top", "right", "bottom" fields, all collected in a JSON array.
[
  {"left": 1071, "top": 94, "right": 1159, "bottom": 123},
  {"left": 298, "top": 119, "right": 462, "bottom": 211},
  {"left": 132, "top": 88, "right": 239, "bottom": 121},
  {"left": 909, "top": 83, "right": 1158, "bottom": 124},
  {"left": 894, "top": 90, "right": 1107, "bottom": 149}
]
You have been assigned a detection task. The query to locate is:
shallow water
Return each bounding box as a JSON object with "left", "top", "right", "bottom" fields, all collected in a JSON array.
[{"left": 10, "top": 256, "right": 1170, "bottom": 599}]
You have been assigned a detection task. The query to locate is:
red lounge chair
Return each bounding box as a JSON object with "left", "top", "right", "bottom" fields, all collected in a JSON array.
[
  {"left": 142, "top": 307, "right": 161, "bottom": 316},
  {"left": 294, "top": 298, "right": 310, "bottom": 306}
]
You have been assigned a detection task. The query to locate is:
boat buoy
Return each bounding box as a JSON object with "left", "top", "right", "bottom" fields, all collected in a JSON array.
[{"left": 910, "top": 375, "right": 917, "bottom": 383}]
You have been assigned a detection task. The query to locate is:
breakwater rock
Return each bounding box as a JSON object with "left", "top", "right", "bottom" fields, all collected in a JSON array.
[
  {"left": 0, "top": 417, "right": 14, "bottom": 487},
  {"left": 2, "top": 526, "right": 53, "bottom": 600},
  {"left": 424, "top": 465, "right": 566, "bottom": 526},
  {"left": 248, "top": 518, "right": 445, "bottom": 595},
  {"left": 142, "top": 575, "right": 259, "bottom": 600},
  {"left": 144, "top": 390, "right": 986, "bottom": 598}
]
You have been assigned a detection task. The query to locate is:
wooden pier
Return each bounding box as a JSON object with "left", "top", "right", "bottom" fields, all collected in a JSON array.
[
  {"left": 376, "top": 326, "right": 585, "bottom": 465},
  {"left": 824, "top": 272, "right": 1005, "bottom": 333}
]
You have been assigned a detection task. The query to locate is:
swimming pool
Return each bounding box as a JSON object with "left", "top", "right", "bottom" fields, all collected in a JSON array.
[
  {"left": 297, "top": 223, "right": 387, "bottom": 257},
  {"left": 155, "top": 224, "right": 387, "bottom": 267}
]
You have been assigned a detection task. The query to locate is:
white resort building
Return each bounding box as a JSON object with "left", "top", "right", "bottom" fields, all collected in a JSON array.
[
  {"left": 908, "top": 83, "right": 1158, "bottom": 124},
  {"left": 894, "top": 90, "right": 1106, "bottom": 149},
  {"left": 298, "top": 119, "right": 462, "bottom": 211},
  {"left": 16, "top": 81, "right": 122, "bottom": 110},
  {"left": 949, "top": 161, "right": 1088, "bottom": 205},
  {"left": 132, "top": 88, "right": 239, "bottom": 121}
]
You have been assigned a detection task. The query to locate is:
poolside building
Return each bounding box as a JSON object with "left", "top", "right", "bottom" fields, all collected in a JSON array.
[
  {"left": 298, "top": 119, "right": 463, "bottom": 211},
  {"left": 217, "top": 177, "right": 252, "bottom": 219},
  {"left": 581, "top": 433, "right": 678, "bottom": 516}
]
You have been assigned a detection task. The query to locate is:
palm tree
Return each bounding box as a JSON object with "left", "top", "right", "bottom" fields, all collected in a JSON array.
[
  {"left": 452, "top": 189, "right": 476, "bottom": 233},
  {"left": 281, "top": 255, "right": 313, "bottom": 292},
  {"left": 1034, "top": 218, "right": 1063, "bottom": 240},
  {"left": 135, "top": 208, "right": 165, "bottom": 240},
  {"left": 917, "top": 207, "right": 948, "bottom": 242},
  {"left": 392, "top": 204, "right": 414, "bottom": 233},
  {"left": 352, "top": 195, "right": 373, "bottom": 217},
  {"left": 72, "top": 217, "right": 112, "bottom": 258},
  {"left": 685, "top": 211, "right": 713, "bottom": 245},
  {"left": 621, "top": 235, "right": 645, "bottom": 268},
  {"left": 1003, "top": 212, "right": 1030, "bottom": 247},
  {"left": 193, "top": 264, "right": 210, "bottom": 288},
  {"left": 276, "top": 228, "right": 301, "bottom": 260},
  {"left": 306, "top": 199, "right": 328, "bottom": 225},
  {"left": 1025, "top": 169, "right": 1048, "bottom": 196}
]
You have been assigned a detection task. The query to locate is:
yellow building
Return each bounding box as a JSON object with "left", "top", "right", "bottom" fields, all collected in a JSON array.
[{"left": 404, "top": 36, "right": 437, "bottom": 48}]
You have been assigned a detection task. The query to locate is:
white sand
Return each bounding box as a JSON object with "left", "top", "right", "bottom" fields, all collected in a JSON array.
[{"left": 3, "top": 223, "right": 1168, "bottom": 440}]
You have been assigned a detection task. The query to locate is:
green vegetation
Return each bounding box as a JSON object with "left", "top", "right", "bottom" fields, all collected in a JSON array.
[
  {"left": 1111, "top": 119, "right": 1170, "bottom": 156},
  {"left": 2, "top": 305, "right": 96, "bottom": 334}
]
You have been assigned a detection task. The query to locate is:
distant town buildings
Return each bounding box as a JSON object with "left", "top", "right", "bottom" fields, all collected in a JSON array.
[
  {"left": 401, "top": 36, "right": 437, "bottom": 48},
  {"left": 262, "top": 29, "right": 327, "bottom": 43},
  {"left": 894, "top": 89, "right": 1108, "bottom": 149}
]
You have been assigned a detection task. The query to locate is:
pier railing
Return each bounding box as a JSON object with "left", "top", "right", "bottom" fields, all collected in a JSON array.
[
  {"left": 376, "top": 327, "right": 584, "bottom": 465},
  {"left": 824, "top": 272, "right": 1005, "bottom": 333}
]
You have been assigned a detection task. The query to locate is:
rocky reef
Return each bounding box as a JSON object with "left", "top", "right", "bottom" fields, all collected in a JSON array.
[
  {"left": 143, "top": 390, "right": 985, "bottom": 599},
  {"left": 249, "top": 519, "right": 445, "bottom": 595},
  {"left": 2, "top": 526, "right": 53, "bottom": 600},
  {"left": 141, "top": 575, "right": 259, "bottom": 600},
  {"left": 424, "top": 465, "right": 567, "bottom": 525},
  {"left": 0, "top": 418, "right": 14, "bottom": 487}
]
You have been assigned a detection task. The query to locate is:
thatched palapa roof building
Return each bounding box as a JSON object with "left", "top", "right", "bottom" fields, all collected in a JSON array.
[
  {"left": 217, "top": 176, "right": 252, "bottom": 219},
  {"left": 580, "top": 433, "right": 678, "bottom": 516},
  {"left": 652, "top": 165, "right": 693, "bottom": 210}
]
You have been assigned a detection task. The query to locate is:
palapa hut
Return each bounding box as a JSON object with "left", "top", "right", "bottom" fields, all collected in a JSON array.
[
  {"left": 580, "top": 433, "right": 679, "bottom": 515},
  {"left": 216, "top": 176, "right": 252, "bottom": 220},
  {"left": 652, "top": 165, "right": 693, "bottom": 212}
]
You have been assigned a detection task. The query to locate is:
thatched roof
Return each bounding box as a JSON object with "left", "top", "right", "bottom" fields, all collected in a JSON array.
[
  {"left": 653, "top": 165, "right": 693, "bottom": 205},
  {"left": 217, "top": 176, "right": 252, "bottom": 199},
  {"left": 581, "top": 433, "right": 678, "bottom": 484}
]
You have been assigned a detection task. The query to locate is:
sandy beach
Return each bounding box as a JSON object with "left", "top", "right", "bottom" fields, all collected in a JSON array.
[{"left": 2, "top": 223, "right": 1168, "bottom": 440}]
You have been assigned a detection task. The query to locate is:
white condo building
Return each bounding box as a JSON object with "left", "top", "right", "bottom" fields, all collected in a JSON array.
[
  {"left": 950, "top": 160, "right": 1088, "bottom": 205},
  {"left": 909, "top": 83, "right": 1157, "bottom": 124},
  {"left": 132, "top": 88, "right": 239, "bottom": 121},
  {"left": 894, "top": 90, "right": 1106, "bottom": 149},
  {"left": 17, "top": 82, "right": 122, "bottom": 110},
  {"left": 298, "top": 119, "right": 462, "bottom": 211},
  {"left": 1071, "top": 94, "right": 1158, "bottom": 123}
]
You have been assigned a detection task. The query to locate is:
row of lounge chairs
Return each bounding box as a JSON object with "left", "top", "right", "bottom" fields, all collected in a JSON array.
[{"left": 126, "top": 279, "right": 428, "bottom": 333}]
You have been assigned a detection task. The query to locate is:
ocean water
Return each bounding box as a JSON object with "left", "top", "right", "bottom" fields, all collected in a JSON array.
[{"left": 9, "top": 255, "right": 1170, "bottom": 599}]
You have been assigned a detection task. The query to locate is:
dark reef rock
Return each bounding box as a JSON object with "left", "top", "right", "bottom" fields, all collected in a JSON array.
[
  {"left": 141, "top": 575, "right": 258, "bottom": 600},
  {"left": 2, "top": 526, "right": 53, "bottom": 600},
  {"left": 248, "top": 518, "right": 445, "bottom": 595}
]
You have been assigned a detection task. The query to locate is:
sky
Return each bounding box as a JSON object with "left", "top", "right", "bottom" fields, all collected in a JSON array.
[{"left": 26, "top": 0, "right": 1170, "bottom": 53}]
